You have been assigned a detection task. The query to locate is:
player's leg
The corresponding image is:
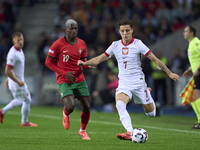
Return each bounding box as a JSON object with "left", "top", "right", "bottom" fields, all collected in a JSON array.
[
  {"left": 0, "top": 89, "right": 23, "bottom": 123},
  {"left": 191, "top": 79, "right": 200, "bottom": 129},
  {"left": 77, "top": 97, "right": 91, "bottom": 140},
  {"left": 20, "top": 88, "right": 37, "bottom": 127},
  {"left": 191, "top": 91, "right": 200, "bottom": 129},
  {"left": 75, "top": 81, "right": 90, "bottom": 140},
  {"left": 62, "top": 96, "right": 74, "bottom": 130},
  {"left": 142, "top": 102, "right": 156, "bottom": 117},
  {"left": 135, "top": 86, "right": 156, "bottom": 117},
  {"left": 115, "top": 91, "right": 132, "bottom": 140},
  {"left": 59, "top": 83, "right": 75, "bottom": 130},
  {"left": 0, "top": 99, "right": 23, "bottom": 123}
]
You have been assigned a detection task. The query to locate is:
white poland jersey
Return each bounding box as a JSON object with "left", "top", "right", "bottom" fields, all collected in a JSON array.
[
  {"left": 105, "top": 38, "right": 151, "bottom": 89},
  {"left": 6, "top": 46, "right": 25, "bottom": 90}
]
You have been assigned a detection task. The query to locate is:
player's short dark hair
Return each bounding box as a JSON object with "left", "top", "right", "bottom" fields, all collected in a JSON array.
[
  {"left": 188, "top": 25, "right": 196, "bottom": 36},
  {"left": 12, "top": 32, "right": 23, "bottom": 39},
  {"left": 117, "top": 18, "right": 133, "bottom": 28}
]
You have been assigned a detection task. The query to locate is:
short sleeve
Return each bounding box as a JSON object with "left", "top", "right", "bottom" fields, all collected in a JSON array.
[
  {"left": 105, "top": 42, "right": 115, "bottom": 58},
  {"left": 6, "top": 51, "right": 16, "bottom": 67},
  {"left": 137, "top": 40, "right": 151, "bottom": 56},
  {"left": 48, "top": 41, "right": 59, "bottom": 58}
]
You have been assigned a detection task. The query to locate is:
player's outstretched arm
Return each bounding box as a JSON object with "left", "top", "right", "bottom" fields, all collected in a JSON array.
[
  {"left": 147, "top": 52, "right": 180, "bottom": 81},
  {"left": 78, "top": 53, "right": 109, "bottom": 67}
]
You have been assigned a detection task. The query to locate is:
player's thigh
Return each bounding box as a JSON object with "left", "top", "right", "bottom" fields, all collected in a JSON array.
[
  {"left": 58, "top": 83, "right": 73, "bottom": 99},
  {"left": 11, "top": 87, "right": 31, "bottom": 102},
  {"left": 72, "top": 81, "right": 90, "bottom": 98}
]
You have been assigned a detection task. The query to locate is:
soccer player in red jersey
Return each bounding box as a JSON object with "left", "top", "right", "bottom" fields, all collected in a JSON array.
[{"left": 45, "top": 19, "right": 91, "bottom": 140}]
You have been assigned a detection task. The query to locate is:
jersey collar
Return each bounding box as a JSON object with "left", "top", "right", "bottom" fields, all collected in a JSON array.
[
  {"left": 121, "top": 38, "right": 134, "bottom": 46},
  {"left": 65, "top": 36, "right": 77, "bottom": 45},
  {"left": 14, "top": 46, "right": 21, "bottom": 52}
]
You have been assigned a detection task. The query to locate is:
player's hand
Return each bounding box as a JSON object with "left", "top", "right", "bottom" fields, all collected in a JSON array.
[
  {"left": 182, "top": 70, "right": 191, "bottom": 77},
  {"left": 5, "top": 78, "right": 8, "bottom": 88},
  {"left": 65, "top": 72, "right": 77, "bottom": 83},
  {"left": 77, "top": 60, "right": 85, "bottom": 66},
  {"left": 169, "top": 73, "right": 180, "bottom": 81},
  {"left": 17, "top": 81, "right": 25, "bottom": 87}
]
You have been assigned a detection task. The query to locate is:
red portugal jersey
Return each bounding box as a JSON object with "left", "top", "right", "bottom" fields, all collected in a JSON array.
[{"left": 47, "top": 37, "right": 87, "bottom": 84}]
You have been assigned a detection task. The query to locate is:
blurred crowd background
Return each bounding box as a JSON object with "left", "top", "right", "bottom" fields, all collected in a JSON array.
[{"left": 0, "top": 0, "right": 200, "bottom": 112}]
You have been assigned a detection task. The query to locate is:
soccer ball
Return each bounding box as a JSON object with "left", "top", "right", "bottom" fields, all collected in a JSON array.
[{"left": 131, "top": 128, "right": 148, "bottom": 143}]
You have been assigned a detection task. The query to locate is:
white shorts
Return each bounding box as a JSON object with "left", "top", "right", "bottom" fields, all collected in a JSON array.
[
  {"left": 10, "top": 86, "right": 31, "bottom": 102},
  {"left": 116, "top": 85, "right": 154, "bottom": 105}
]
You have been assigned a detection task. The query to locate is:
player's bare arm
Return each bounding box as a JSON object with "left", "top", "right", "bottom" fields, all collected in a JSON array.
[
  {"left": 5, "top": 65, "right": 24, "bottom": 87},
  {"left": 147, "top": 52, "right": 180, "bottom": 81},
  {"left": 78, "top": 53, "right": 109, "bottom": 67}
]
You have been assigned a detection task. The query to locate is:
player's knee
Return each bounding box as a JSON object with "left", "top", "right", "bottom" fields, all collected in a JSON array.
[
  {"left": 145, "top": 109, "right": 156, "bottom": 117},
  {"left": 116, "top": 100, "right": 126, "bottom": 110}
]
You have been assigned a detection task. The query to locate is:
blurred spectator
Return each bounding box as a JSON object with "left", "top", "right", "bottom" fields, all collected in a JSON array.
[
  {"left": 171, "top": 17, "right": 185, "bottom": 32},
  {"left": 53, "top": 9, "right": 70, "bottom": 30},
  {"left": 151, "top": 50, "right": 168, "bottom": 107},
  {"left": 92, "top": 71, "right": 119, "bottom": 112},
  {"left": 170, "top": 48, "right": 185, "bottom": 75},
  {"left": 155, "top": 2, "right": 170, "bottom": 21},
  {"left": 37, "top": 31, "right": 48, "bottom": 65},
  {"left": 170, "top": 1, "right": 184, "bottom": 23},
  {"left": 157, "top": 18, "right": 171, "bottom": 35},
  {"left": 50, "top": 25, "right": 65, "bottom": 42},
  {"left": 0, "top": 36, "right": 7, "bottom": 74}
]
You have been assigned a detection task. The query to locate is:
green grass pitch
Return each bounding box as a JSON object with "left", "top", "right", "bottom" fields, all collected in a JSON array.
[{"left": 0, "top": 105, "right": 199, "bottom": 150}]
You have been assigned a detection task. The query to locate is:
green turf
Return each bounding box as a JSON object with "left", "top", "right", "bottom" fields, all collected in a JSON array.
[{"left": 0, "top": 105, "right": 199, "bottom": 150}]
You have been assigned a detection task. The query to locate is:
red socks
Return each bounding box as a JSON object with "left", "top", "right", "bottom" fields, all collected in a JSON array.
[
  {"left": 63, "top": 107, "right": 70, "bottom": 116},
  {"left": 80, "top": 111, "right": 90, "bottom": 130}
]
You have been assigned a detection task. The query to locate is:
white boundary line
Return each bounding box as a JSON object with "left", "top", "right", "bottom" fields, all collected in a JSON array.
[{"left": 7, "top": 111, "right": 200, "bottom": 134}]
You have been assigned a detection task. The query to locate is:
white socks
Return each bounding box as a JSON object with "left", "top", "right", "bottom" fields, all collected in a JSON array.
[
  {"left": 116, "top": 100, "right": 133, "bottom": 132},
  {"left": 145, "top": 101, "right": 156, "bottom": 117},
  {"left": 2, "top": 99, "right": 23, "bottom": 114},
  {"left": 21, "top": 100, "right": 31, "bottom": 124}
]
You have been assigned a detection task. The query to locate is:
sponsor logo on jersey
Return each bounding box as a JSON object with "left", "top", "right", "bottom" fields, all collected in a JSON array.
[
  {"left": 122, "top": 48, "right": 129, "bottom": 55},
  {"left": 146, "top": 98, "right": 150, "bottom": 102},
  {"left": 49, "top": 49, "right": 54, "bottom": 54},
  {"left": 122, "top": 57, "right": 127, "bottom": 59}
]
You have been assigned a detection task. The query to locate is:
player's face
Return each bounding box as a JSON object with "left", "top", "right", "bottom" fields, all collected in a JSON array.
[
  {"left": 119, "top": 25, "right": 133, "bottom": 41},
  {"left": 13, "top": 35, "right": 24, "bottom": 49},
  {"left": 65, "top": 24, "right": 78, "bottom": 39},
  {"left": 183, "top": 26, "right": 191, "bottom": 40}
]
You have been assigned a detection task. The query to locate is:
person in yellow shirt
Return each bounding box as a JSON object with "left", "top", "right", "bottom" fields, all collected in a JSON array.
[{"left": 182, "top": 25, "right": 200, "bottom": 129}]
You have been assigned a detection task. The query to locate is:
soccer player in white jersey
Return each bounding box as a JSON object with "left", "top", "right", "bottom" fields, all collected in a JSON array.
[
  {"left": 77, "top": 18, "right": 179, "bottom": 140},
  {"left": 0, "top": 32, "right": 37, "bottom": 127}
]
